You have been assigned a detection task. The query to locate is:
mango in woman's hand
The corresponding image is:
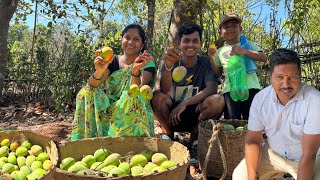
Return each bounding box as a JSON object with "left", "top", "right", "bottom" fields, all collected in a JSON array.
[
  {"left": 128, "top": 84, "right": 140, "bottom": 97},
  {"left": 140, "top": 85, "right": 153, "bottom": 101},
  {"left": 100, "top": 47, "right": 113, "bottom": 62}
]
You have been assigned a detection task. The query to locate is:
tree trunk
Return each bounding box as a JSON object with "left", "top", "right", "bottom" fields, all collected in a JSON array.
[
  {"left": 0, "top": 0, "right": 19, "bottom": 101},
  {"left": 146, "top": 0, "right": 155, "bottom": 53},
  {"left": 155, "top": 0, "right": 205, "bottom": 88}
]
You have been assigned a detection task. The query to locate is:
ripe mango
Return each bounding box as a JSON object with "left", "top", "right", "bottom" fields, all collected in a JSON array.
[
  {"left": 103, "top": 153, "right": 121, "bottom": 167},
  {"left": 118, "top": 162, "right": 130, "bottom": 174},
  {"left": 172, "top": 66, "right": 187, "bottom": 82},
  {"left": 43, "top": 160, "right": 53, "bottom": 171},
  {"left": 16, "top": 147, "right": 28, "bottom": 157},
  {"left": 108, "top": 167, "right": 126, "bottom": 177},
  {"left": 209, "top": 44, "right": 217, "bottom": 51},
  {"left": 20, "top": 141, "right": 32, "bottom": 150},
  {"left": 81, "top": 155, "right": 96, "bottom": 168},
  {"left": 223, "top": 124, "right": 235, "bottom": 132},
  {"left": 100, "top": 46, "right": 114, "bottom": 62},
  {"left": 128, "top": 84, "right": 140, "bottom": 97},
  {"left": 93, "top": 148, "right": 109, "bottom": 162},
  {"left": 140, "top": 149, "right": 153, "bottom": 161},
  {"left": 143, "top": 162, "right": 157, "bottom": 174},
  {"left": 60, "top": 157, "right": 75, "bottom": 170},
  {"left": 30, "top": 145, "right": 43, "bottom": 156},
  {"left": 151, "top": 153, "right": 168, "bottom": 166},
  {"left": 9, "top": 142, "right": 19, "bottom": 152},
  {"left": 100, "top": 165, "right": 117, "bottom": 174},
  {"left": 130, "top": 154, "right": 148, "bottom": 167},
  {"left": 131, "top": 166, "right": 143, "bottom": 176},
  {"left": 160, "top": 160, "right": 177, "bottom": 169},
  {"left": 140, "top": 85, "right": 153, "bottom": 101},
  {"left": 1, "top": 139, "right": 10, "bottom": 147}
]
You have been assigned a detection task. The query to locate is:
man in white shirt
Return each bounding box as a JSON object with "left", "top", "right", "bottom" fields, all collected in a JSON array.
[{"left": 233, "top": 48, "right": 320, "bottom": 180}]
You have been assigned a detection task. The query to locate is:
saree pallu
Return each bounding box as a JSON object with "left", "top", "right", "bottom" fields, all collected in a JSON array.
[{"left": 71, "top": 65, "right": 155, "bottom": 140}]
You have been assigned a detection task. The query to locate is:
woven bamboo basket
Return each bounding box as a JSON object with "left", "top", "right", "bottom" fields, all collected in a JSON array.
[
  {"left": 54, "top": 137, "right": 190, "bottom": 180},
  {"left": 198, "top": 119, "right": 247, "bottom": 179},
  {"left": 0, "top": 130, "right": 58, "bottom": 180}
]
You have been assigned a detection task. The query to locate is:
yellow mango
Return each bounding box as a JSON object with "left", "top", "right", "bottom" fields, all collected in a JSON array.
[{"left": 172, "top": 66, "right": 187, "bottom": 82}]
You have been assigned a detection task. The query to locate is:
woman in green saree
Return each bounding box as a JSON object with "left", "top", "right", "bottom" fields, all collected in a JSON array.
[{"left": 71, "top": 24, "right": 156, "bottom": 140}]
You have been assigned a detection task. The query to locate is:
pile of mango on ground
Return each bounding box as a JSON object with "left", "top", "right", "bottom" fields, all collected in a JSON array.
[
  {"left": 0, "top": 139, "right": 54, "bottom": 180},
  {"left": 59, "top": 148, "right": 177, "bottom": 177}
]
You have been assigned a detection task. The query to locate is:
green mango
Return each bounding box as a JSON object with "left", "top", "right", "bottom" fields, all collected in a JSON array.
[
  {"left": 151, "top": 166, "right": 166, "bottom": 173},
  {"left": 13, "top": 171, "right": 26, "bottom": 180},
  {"left": 118, "top": 162, "right": 130, "bottom": 174},
  {"left": 1, "top": 139, "right": 10, "bottom": 147},
  {"left": 20, "top": 141, "right": 32, "bottom": 150},
  {"left": 131, "top": 166, "right": 143, "bottom": 176},
  {"left": 37, "top": 152, "right": 49, "bottom": 163},
  {"left": 103, "top": 153, "right": 121, "bottom": 167},
  {"left": 140, "top": 149, "right": 153, "bottom": 161},
  {"left": 0, "top": 146, "right": 9, "bottom": 157},
  {"left": 143, "top": 162, "right": 158, "bottom": 174},
  {"left": 223, "top": 124, "right": 235, "bottom": 132},
  {"left": 2, "top": 163, "right": 15, "bottom": 174},
  {"left": 15, "top": 147, "right": 28, "bottom": 157},
  {"left": 59, "top": 157, "right": 75, "bottom": 170},
  {"left": 93, "top": 149, "right": 109, "bottom": 162},
  {"left": 108, "top": 167, "right": 126, "bottom": 177},
  {"left": 30, "top": 145, "right": 43, "bottom": 156},
  {"left": 76, "top": 168, "right": 96, "bottom": 176},
  {"left": 160, "top": 160, "right": 177, "bottom": 169},
  {"left": 19, "top": 165, "right": 32, "bottom": 176},
  {"left": 81, "top": 155, "right": 96, "bottom": 168},
  {"left": 151, "top": 153, "right": 168, "bottom": 166},
  {"left": 30, "top": 161, "right": 42, "bottom": 171},
  {"left": 7, "top": 155, "right": 17, "bottom": 165},
  {"left": 17, "top": 156, "right": 26, "bottom": 168},
  {"left": 25, "top": 155, "right": 36, "bottom": 167},
  {"left": 67, "top": 163, "right": 87, "bottom": 173},
  {"left": 130, "top": 154, "right": 148, "bottom": 167},
  {"left": 100, "top": 165, "right": 117, "bottom": 174}
]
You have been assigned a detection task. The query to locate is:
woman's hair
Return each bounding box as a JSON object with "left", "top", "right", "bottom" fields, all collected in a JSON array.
[
  {"left": 178, "top": 22, "right": 202, "bottom": 41},
  {"left": 269, "top": 48, "right": 301, "bottom": 74},
  {"left": 121, "top": 24, "right": 147, "bottom": 52}
]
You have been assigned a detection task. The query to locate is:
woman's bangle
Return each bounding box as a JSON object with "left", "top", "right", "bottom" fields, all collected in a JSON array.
[
  {"left": 92, "top": 73, "right": 103, "bottom": 80},
  {"left": 131, "top": 70, "right": 141, "bottom": 77},
  {"left": 164, "top": 62, "right": 173, "bottom": 71}
]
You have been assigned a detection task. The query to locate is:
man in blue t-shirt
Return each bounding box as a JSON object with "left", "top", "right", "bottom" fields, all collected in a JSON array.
[{"left": 152, "top": 22, "right": 224, "bottom": 141}]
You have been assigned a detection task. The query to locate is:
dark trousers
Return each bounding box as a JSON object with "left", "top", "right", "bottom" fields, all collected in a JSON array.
[{"left": 223, "top": 89, "right": 259, "bottom": 120}]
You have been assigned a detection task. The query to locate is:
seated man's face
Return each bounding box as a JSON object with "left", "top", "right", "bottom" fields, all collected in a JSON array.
[
  {"left": 270, "top": 63, "right": 301, "bottom": 105},
  {"left": 179, "top": 31, "right": 201, "bottom": 57}
]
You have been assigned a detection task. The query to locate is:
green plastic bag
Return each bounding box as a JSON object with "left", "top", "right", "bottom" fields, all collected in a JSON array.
[{"left": 227, "top": 54, "right": 249, "bottom": 101}]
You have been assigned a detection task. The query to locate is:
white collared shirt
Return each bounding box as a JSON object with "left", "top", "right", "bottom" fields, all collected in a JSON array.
[{"left": 248, "top": 83, "right": 320, "bottom": 161}]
